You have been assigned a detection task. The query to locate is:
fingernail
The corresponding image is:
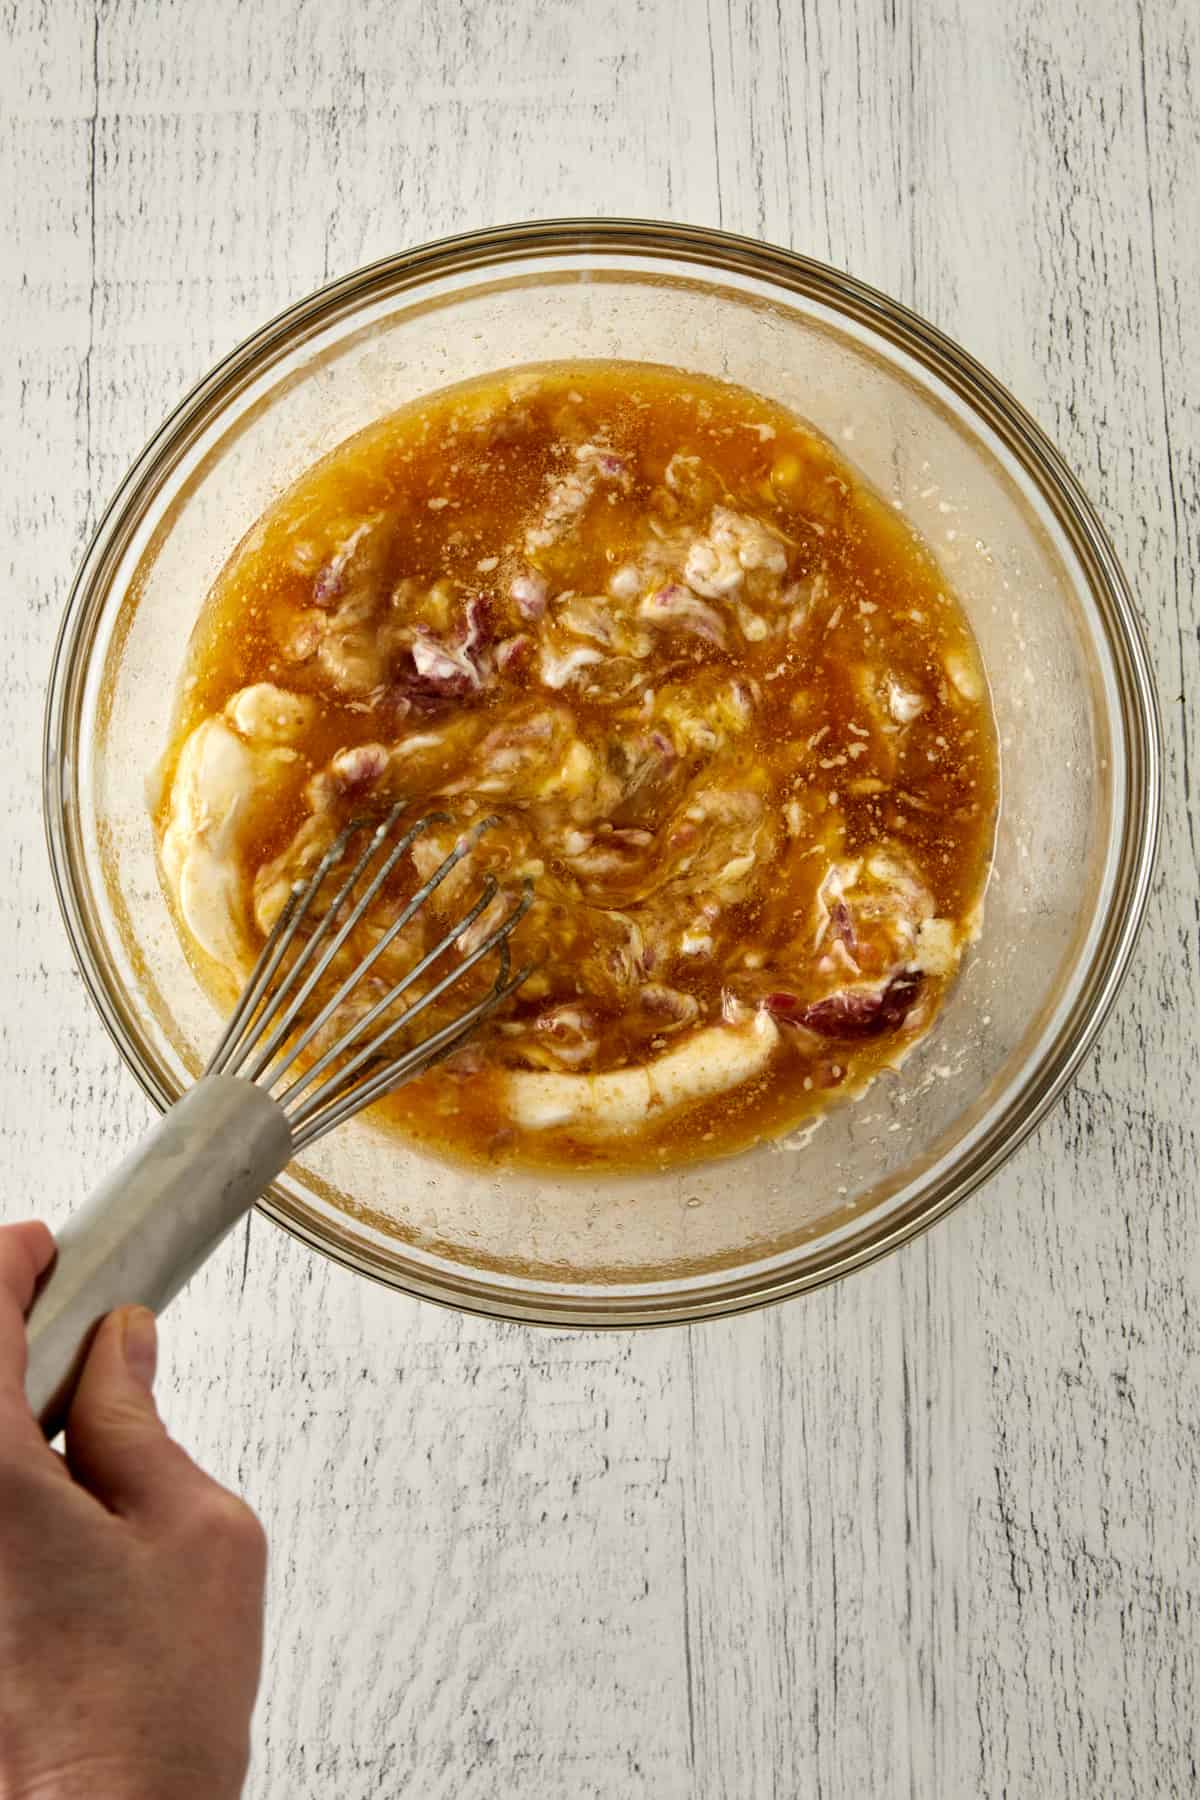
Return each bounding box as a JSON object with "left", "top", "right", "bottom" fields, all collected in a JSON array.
[{"left": 121, "top": 1306, "right": 158, "bottom": 1391}]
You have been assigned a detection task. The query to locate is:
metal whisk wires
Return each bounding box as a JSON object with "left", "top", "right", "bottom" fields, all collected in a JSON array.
[{"left": 205, "top": 806, "right": 533, "bottom": 1149}]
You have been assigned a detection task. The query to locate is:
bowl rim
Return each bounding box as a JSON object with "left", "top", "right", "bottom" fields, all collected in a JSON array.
[{"left": 43, "top": 216, "right": 1163, "bottom": 1325}]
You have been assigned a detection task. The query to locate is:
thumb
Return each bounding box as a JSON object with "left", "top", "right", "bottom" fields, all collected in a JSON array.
[{"left": 64, "top": 1307, "right": 200, "bottom": 1522}]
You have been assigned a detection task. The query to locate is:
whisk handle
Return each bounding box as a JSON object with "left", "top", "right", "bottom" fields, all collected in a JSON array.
[{"left": 24, "top": 1075, "right": 292, "bottom": 1436}]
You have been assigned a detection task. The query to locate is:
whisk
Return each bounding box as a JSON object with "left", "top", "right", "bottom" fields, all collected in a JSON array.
[{"left": 25, "top": 806, "right": 533, "bottom": 1432}]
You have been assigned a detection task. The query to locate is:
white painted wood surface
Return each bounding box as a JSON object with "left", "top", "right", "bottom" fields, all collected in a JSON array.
[{"left": 3, "top": 1, "right": 1197, "bottom": 1793}]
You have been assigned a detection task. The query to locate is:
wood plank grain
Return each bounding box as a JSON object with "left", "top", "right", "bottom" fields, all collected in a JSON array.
[{"left": 1, "top": 0, "right": 1195, "bottom": 1795}]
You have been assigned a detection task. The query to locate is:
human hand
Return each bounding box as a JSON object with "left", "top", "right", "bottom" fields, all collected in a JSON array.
[{"left": 0, "top": 1221, "right": 266, "bottom": 1800}]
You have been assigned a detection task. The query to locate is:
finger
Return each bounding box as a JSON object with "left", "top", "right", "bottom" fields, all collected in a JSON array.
[
  {"left": 0, "top": 1221, "right": 56, "bottom": 1412},
  {"left": 64, "top": 1307, "right": 210, "bottom": 1525}
]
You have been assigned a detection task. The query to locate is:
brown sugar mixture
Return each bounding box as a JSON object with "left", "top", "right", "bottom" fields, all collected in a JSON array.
[{"left": 157, "top": 361, "right": 998, "bottom": 1171}]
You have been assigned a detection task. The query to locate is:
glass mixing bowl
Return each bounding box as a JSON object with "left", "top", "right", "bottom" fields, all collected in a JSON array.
[{"left": 44, "top": 220, "right": 1161, "bottom": 1324}]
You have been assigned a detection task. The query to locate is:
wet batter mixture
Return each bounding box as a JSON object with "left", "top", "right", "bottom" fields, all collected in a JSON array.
[{"left": 157, "top": 361, "right": 998, "bottom": 1170}]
